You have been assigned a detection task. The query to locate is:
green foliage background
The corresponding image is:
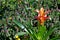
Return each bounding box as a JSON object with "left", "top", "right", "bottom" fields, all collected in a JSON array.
[{"left": 0, "top": 0, "right": 60, "bottom": 40}]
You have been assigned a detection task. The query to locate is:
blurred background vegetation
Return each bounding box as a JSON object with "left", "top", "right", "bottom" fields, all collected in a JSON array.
[{"left": 0, "top": 0, "right": 60, "bottom": 40}]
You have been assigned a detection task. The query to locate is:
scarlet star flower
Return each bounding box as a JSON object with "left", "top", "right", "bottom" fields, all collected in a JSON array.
[{"left": 35, "top": 7, "right": 50, "bottom": 25}]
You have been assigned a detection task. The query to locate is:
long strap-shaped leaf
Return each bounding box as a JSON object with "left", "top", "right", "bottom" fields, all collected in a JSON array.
[
  {"left": 15, "top": 32, "right": 28, "bottom": 36},
  {"left": 13, "top": 19, "right": 38, "bottom": 40}
]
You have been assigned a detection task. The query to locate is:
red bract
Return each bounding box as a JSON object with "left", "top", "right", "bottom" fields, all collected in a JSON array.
[{"left": 35, "top": 7, "right": 50, "bottom": 25}]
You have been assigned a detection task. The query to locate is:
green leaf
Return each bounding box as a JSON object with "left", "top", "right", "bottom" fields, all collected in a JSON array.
[
  {"left": 13, "top": 19, "right": 25, "bottom": 29},
  {"left": 37, "top": 26, "right": 46, "bottom": 40},
  {"left": 13, "top": 19, "right": 38, "bottom": 40},
  {"left": 15, "top": 32, "right": 28, "bottom": 36},
  {"left": 13, "top": 19, "right": 29, "bottom": 33}
]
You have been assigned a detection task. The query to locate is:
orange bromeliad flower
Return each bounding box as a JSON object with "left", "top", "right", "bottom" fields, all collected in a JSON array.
[{"left": 35, "top": 7, "right": 50, "bottom": 25}]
